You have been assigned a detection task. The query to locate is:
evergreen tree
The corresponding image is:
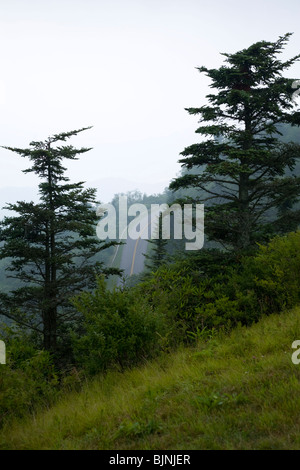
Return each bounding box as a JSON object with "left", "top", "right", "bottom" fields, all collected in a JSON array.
[
  {"left": 170, "top": 33, "right": 300, "bottom": 252},
  {"left": 144, "top": 213, "right": 168, "bottom": 271},
  {"left": 0, "top": 127, "right": 120, "bottom": 354}
]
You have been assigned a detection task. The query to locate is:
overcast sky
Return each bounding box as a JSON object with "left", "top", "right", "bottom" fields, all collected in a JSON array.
[{"left": 0, "top": 0, "right": 300, "bottom": 205}]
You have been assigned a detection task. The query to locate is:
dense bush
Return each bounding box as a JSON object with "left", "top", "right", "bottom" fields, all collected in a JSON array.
[
  {"left": 241, "top": 231, "right": 300, "bottom": 315},
  {"left": 135, "top": 231, "right": 300, "bottom": 335},
  {"left": 0, "top": 333, "right": 59, "bottom": 425},
  {"left": 71, "top": 277, "right": 168, "bottom": 375}
]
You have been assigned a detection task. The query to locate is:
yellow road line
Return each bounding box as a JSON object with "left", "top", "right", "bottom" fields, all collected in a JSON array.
[{"left": 130, "top": 220, "right": 150, "bottom": 276}]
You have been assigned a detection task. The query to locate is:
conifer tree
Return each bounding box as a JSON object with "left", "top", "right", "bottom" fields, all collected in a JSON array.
[
  {"left": 144, "top": 213, "right": 168, "bottom": 271},
  {"left": 0, "top": 127, "right": 120, "bottom": 353},
  {"left": 170, "top": 33, "right": 300, "bottom": 252}
]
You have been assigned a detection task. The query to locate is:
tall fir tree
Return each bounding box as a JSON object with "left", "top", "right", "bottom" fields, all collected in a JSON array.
[
  {"left": 0, "top": 127, "right": 120, "bottom": 354},
  {"left": 144, "top": 213, "right": 168, "bottom": 271},
  {"left": 170, "top": 33, "right": 300, "bottom": 252}
]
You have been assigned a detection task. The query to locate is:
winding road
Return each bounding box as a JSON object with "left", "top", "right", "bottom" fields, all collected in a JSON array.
[{"left": 111, "top": 214, "right": 151, "bottom": 285}]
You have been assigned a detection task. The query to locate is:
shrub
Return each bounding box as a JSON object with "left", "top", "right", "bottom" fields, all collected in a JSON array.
[
  {"left": 71, "top": 277, "right": 168, "bottom": 375},
  {"left": 192, "top": 231, "right": 300, "bottom": 329},
  {"left": 136, "top": 231, "right": 300, "bottom": 335},
  {"left": 0, "top": 333, "right": 59, "bottom": 425},
  {"left": 242, "top": 231, "right": 300, "bottom": 314}
]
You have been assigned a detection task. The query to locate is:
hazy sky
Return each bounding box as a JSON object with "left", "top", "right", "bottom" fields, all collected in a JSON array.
[{"left": 0, "top": 0, "right": 300, "bottom": 204}]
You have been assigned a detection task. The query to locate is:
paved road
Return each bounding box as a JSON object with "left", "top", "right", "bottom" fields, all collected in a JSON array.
[
  {"left": 111, "top": 214, "right": 151, "bottom": 285},
  {"left": 119, "top": 236, "right": 148, "bottom": 278}
]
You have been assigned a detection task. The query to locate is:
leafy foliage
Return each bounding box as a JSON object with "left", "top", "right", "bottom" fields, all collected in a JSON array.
[
  {"left": 71, "top": 277, "right": 167, "bottom": 374},
  {"left": 0, "top": 332, "right": 59, "bottom": 425},
  {"left": 137, "top": 230, "right": 300, "bottom": 334}
]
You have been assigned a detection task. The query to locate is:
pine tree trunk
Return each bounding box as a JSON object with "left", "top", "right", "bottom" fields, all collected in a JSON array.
[
  {"left": 238, "top": 172, "right": 250, "bottom": 250},
  {"left": 43, "top": 306, "right": 57, "bottom": 352},
  {"left": 43, "top": 150, "right": 58, "bottom": 353},
  {"left": 238, "top": 103, "right": 251, "bottom": 250}
]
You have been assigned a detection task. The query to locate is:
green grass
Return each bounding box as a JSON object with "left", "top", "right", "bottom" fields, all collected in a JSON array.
[{"left": 1, "top": 307, "right": 300, "bottom": 450}]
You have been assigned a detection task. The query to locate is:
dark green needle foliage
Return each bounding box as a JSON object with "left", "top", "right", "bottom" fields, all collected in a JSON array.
[
  {"left": 170, "top": 33, "right": 300, "bottom": 252},
  {"left": 144, "top": 213, "right": 168, "bottom": 272},
  {"left": 0, "top": 127, "right": 120, "bottom": 356}
]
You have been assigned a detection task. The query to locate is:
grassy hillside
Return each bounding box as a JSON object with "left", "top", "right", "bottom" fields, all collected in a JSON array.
[{"left": 1, "top": 306, "right": 300, "bottom": 450}]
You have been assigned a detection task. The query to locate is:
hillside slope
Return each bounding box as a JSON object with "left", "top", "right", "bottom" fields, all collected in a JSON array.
[{"left": 1, "top": 306, "right": 300, "bottom": 450}]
